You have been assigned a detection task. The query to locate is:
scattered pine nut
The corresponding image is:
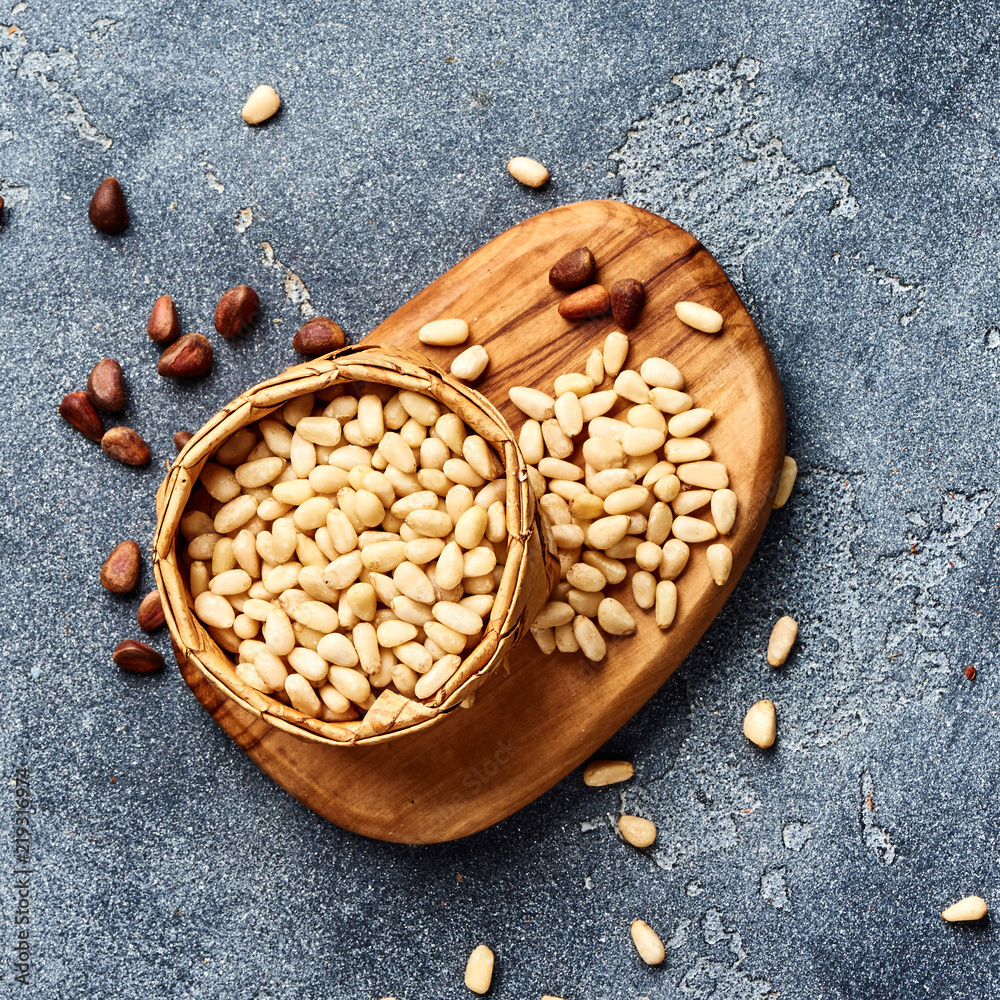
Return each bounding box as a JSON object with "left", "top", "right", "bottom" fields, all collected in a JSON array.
[
  {"left": 630, "top": 919, "right": 666, "bottom": 966},
  {"left": 241, "top": 85, "right": 281, "bottom": 124},
  {"left": 603, "top": 331, "right": 629, "bottom": 377},
  {"left": 451, "top": 345, "right": 490, "bottom": 381},
  {"left": 619, "top": 814, "right": 657, "bottom": 847},
  {"left": 767, "top": 616, "right": 798, "bottom": 666},
  {"left": 418, "top": 318, "right": 469, "bottom": 346},
  {"left": 773, "top": 456, "right": 798, "bottom": 508},
  {"left": 743, "top": 699, "right": 776, "bottom": 748},
  {"left": 464, "top": 944, "right": 495, "bottom": 994},
  {"left": 675, "top": 300, "right": 723, "bottom": 333},
  {"left": 507, "top": 156, "right": 549, "bottom": 187},
  {"left": 941, "top": 896, "right": 988, "bottom": 922},
  {"left": 706, "top": 543, "right": 732, "bottom": 586},
  {"left": 583, "top": 759, "right": 634, "bottom": 786}
]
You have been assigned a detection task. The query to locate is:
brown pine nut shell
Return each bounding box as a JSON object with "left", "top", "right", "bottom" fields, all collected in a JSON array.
[{"left": 153, "top": 345, "right": 558, "bottom": 747}]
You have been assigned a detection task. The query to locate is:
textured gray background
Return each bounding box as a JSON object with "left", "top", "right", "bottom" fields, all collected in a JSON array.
[{"left": 1, "top": 1, "right": 998, "bottom": 997}]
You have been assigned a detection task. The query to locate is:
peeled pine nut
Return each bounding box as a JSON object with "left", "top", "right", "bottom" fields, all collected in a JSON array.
[
  {"left": 509, "top": 386, "right": 555, "bottom": 421},
  {"left": 534, "top": 601, "right": 575, "bottom": 628},
  {"left": 639, "top": 357, "right": 684, "bottom": 390},
  {"left": 554, "top": 392, "right": 584, "bottom": 437},
  {"left": 581, "top": 550, "right": 626, "bottom": 584},
  {"left": 537, "top": 457, "right": 582, "bottom": 481},
  {"left": 583, "top": 759, "right": 634, "bottom": 786},
  {"left": 603, "top": 331, "right": 629, "bottom": 377},
  {"left": 677, "top": 461, "right": 728, "bottom": 490},
  {"left": 648, "top": 387, "right": 693, "bottom": 414},
  {"left": 580, "top": 390, "right": 618, "bottom": 421},
  {"left": 418, "top": 318, "right": 469, "bottom": 346},
  {"left": 450, "top": 344, "right": 489, "bottom": 380},
  {"left": 531, "top": 626, "right": 556, "bottom": 653},
  {"left": 941, "top": 896, "right": 988, "bottom": 922},
  {"left": 604, "top": 485, "right": 648, "bottom": 514},
  {"left": 675, "top": 300, "right": 723, "bottom": 333},
  {"left": 671, "top": 515, "right": 717, "bottom": 543},
  {"left": 743, "top": 699, "right": 776, "bottom": 748},
  {"left": 619, "top": 815, "right": 656, "bottom": 847},
  {"left": 630, "top": 919, "right": 665, "bottom": 966},
  {"left": 706, "top": 544, "right": 732, "bottom": 586},
  {"left": 767, "top": 616, "right": 798, "bottom": 666},
  {"left": 573, "top": 615, "right": 606, "bottom": 661},
  {"left": 413, "top": 653, "right": 461, "bottom": 699},
  {"left": 667, "top": 408, "right": 713, "bottom": 438},
  {"left": 507, "top": 155, "right": 548, "bottom": 187},
  {"left": 464, "top": 943, "right": 495, "bottom": 994},
  {"left": 671, "top": 489, "right": 712, "bottom": 516},
  {"left": 632, "top": 571, "right": 656, "bottom": 609},
  {"left": 773, "top": 456, "right": 798, "bottom": 508},
  {"left": 666, "top": 437, "right": 711, "bottom": 463},
  {"left": 242, "top": 84, "right": 281, "bottom": 124},
  {"left": 542, "top": 418, "right": 574, "bottom": 459},
  {"left": 711, "top": 489, "right": 737, "bottom": 534},
  {"left": 195, "top": 592, "right": 236, "bottom": 629},
  {"left": 614, "top": 370, "right": 650, "bottom": 405},
  {"left": 586, "top": 349, "right": 604, "bottom": 385},
  {"left": 586, "top": 515, "right": 630, "bottom": 550},
  {"left": 284, "top": 673, "right": 321, "bottom": 716},
  {"left": 554, "top": 622, "right": 579, "bottom": 652},
  {"left": 598, "top": 598, "right": 636, "bottom": 635},
  {"left": 654, "top": 581, "right": 677, "bottom": 629},
  {"left": 518, "top": 420, "right": 544, "bottom": 465}
]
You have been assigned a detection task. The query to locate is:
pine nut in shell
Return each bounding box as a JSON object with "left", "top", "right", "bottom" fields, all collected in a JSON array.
[
  {"left": 630, "top": 919, "right": 665, "bottom": 966},
  {"left": 619, "top": 814, "right": 656, "bottom": 847},
  {"left": 743, "top": 699, "right": 776, "bottom": 748},
  {"left": 583, "top": 759, "right": 634, "bottom": 786},
  {"left": 767, "top": 616, "right": 798, "bottom": 666}
]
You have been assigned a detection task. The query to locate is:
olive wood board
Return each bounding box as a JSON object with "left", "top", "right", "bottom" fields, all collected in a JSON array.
[{"left": 178, "top": 199, "right": 786, "bottom": 844}]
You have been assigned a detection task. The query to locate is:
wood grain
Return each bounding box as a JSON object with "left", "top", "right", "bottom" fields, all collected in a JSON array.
[{"left": 178, "top": 200, "right": 786, "bottom": 843}]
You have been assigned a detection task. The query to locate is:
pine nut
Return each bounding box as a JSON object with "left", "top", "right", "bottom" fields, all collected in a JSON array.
[
  {"left": 586, "top": 514, "right": 630, "bottom": 550},
  {"left": 773, "top": 456, "right": 798, "bottom": 508},
  {"left": 654, "top": 581, "right": 677, "bottom": 628},
  {"left": 554, "top": 392, "right": 584, "bottom": 438},
  {"left": 509, "top": 386, "right": 556, "bottom": 421},
  {"left": 743, "top": 699, "right": 776, "bottom": 748},
  {"left": 254, "top": 649, "right": 288, "bottom": 690},
  {"left": 352, "top": 622, "right": 381, "bottom": 674},
  {"left": 565, "top": 588, "right": 600, "bottom": 617},
  {"left": 554, "top": 622, "right": 579, "bottom": 652},
  {"left": 677, "top": 461, "right": 728, "bottom": 490},
  {"left": 450, "top": 344, "right": 489, "bottom": 381},
  {"left": 583, "top": 759, "right": 634, "bottom": 786},
  {"left": 542, "top": 418, "right": 574, "bottom": 459},
  {"left": 195, "top": 592, "right": 236, "bottom": 629},
  {"left": 630, "top": 919, "right": 665, "bottom": 965},
  {"left": 432, "top": 601, "right": 482, "bottom": 635},
  {"left": 667, "top": 408, "right": 713, "bottom": 438},
  {"left": 671, "top": 515, "right": 717, "bottom": 543},
  {"left": 553, "top": 372, "right": 594, "bottom": 397},
  {"left": 605, "top": 536, "right": 641, "bottom": 560},
  {"left": 603, "top": 331, "right": 629, "bottom": 377},
  {"left": 537, "top": 457, "right": 582, "bottom": 481},
  {"left": 551, "top": 524, "right": 585, "bottom": 548},
  {"left": 573, "top": 615, "right": 606, "bottom": 661},
  {"left": 626, "top": 403, "right": 666, "bottom": 433},
  {"left": 507, "top": 154, "right": 549, "bottom": 186},
  {"left": 418, "top": 318, "right": 469, "bottom": 346},
  {"left": 272, "top": 479, "right": 315, "bottom": 505},
  {"left": 659, "top": 539, "right": 689, "bottom": 580},
  {"left": 534, "top": 601, "right": 575, "bottom": 628},
  {"left": 586, "top": 348, "right": 605, "bottom": 385},
  {"left": 531, "top": 626, "right": 556, "bottom": 654},
  {"left": 675, "top": 300, "right": 723, "bottom": 333},
  {"left": 671, "top": 489, "right": 712, "bottom": 516},
  {"left": 464, "top": 943, "right": 495, "bottom": 995},
  {"left": 614, "top": 370, "right": 650, "bottom": 405},
  {"left": 604, "top": 485, "right": 649, "bottom": 514},
  {"left": 598, "top": 598, "right": 636, "bottom": 635},
  {"left": 398, "top": 390, "right": 441, "bottom": 426},
  {"left": 285, "top": 673, "right": 321, "bottom": 716},
  {"left": 288, "top": 646, "right": 328, "bottom": 683},
  {"left": 634, "top": 541, "right": 663, "bottom": 572},
  {"left": 216, "top": 429, "right": 257, "bottom": 466},
  {"left": 318, "top": 683, "right": 351, "bottom": 715},
  {"left": 235, "top": 456, "right": 286, "bottom": 488},
  {"left": 581, "top": 550, "right": 626, "bottom": 584},
  {"left": 666, "top": 437, "right": 712, "bottom": 463},
  {"left": 413, "top": 653, "right": 461, "bottom": 699},
  {"left": 201, "top": 463, "right": 242, "bottom": 502},
  {"left": 242, "top": 84, "right": 281, "bottom": 124},
  {"left": 711, "top": 489, "right": 737, "bottom": 534},
  {"left": 941, "top": 896, "right": 988, "bottom": 922},
  {"left": 767, "top": 616, "right": 798, "bottom": 666},
  {"left": 329, "top": 664, "right": 371, "bottom": 703},
  {"left": 646, "top": 502, "right": 673, "bottom": 545},
  {"left": 518, "top": 420, "right": 544, "bottom": 465},
  {"left": 639, "top": 357, "right": 684, "bottom": 390},
  {"left": 582, "top": 437, "right": 624, "bottom": 471},
  {"left": 619, "top": 815, "right": 656, "bottom": 847},
  {"left": 579, "top": 390, "right": 619, "bottom": 421},
  {"left": 570, "top": 492, "right": 606, "bottom": 520},
  {"left": 424, "top": 620, "right": 466, "bottom": 654},
  {"left": 210, "top": 569, "right": 252, "bottom": 596},
  {"left": 648, "top": 386, "right": 693, "bottom": 413},
  {"left": 706, "top": 543, "right": 732, "bottom": 585},
  {"left": 316, "top": 631, "right": 360, "bottom": 667}
]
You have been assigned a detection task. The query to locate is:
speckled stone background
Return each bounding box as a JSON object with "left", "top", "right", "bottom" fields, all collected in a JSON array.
[{"left": 1, "top": 2, "right": 998, "bottom": 997}]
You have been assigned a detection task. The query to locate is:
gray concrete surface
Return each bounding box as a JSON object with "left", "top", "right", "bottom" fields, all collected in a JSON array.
[{"left": 1, "top": 1, "right": 998, "bottom": 997}]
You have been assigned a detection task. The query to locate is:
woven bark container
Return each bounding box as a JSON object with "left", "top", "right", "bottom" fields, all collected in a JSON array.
[{"left": 153, "top": 345, "right": 558, "bottom": 747}]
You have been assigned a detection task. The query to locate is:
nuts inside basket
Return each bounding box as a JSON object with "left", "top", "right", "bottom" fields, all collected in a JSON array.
[{"left": 153, "top": 346, "right": 557, "bottom": 746}]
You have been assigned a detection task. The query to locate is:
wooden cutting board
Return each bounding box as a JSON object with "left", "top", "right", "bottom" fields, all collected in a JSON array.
[{"left": 179, "top": 199, "right": 786, "bottom": 843}]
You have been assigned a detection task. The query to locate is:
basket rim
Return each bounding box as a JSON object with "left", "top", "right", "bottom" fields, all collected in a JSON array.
[{"left": 153, "top": 344, "right": 555, "bottom": 747}]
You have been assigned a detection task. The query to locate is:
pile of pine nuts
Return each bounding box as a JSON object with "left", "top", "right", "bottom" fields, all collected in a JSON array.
[
  {"left": 181, "top": 382, "right": 510, "bottom": 721},
  {"left": 511, "top": 330, "right": 736, "bottom": 661}
]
